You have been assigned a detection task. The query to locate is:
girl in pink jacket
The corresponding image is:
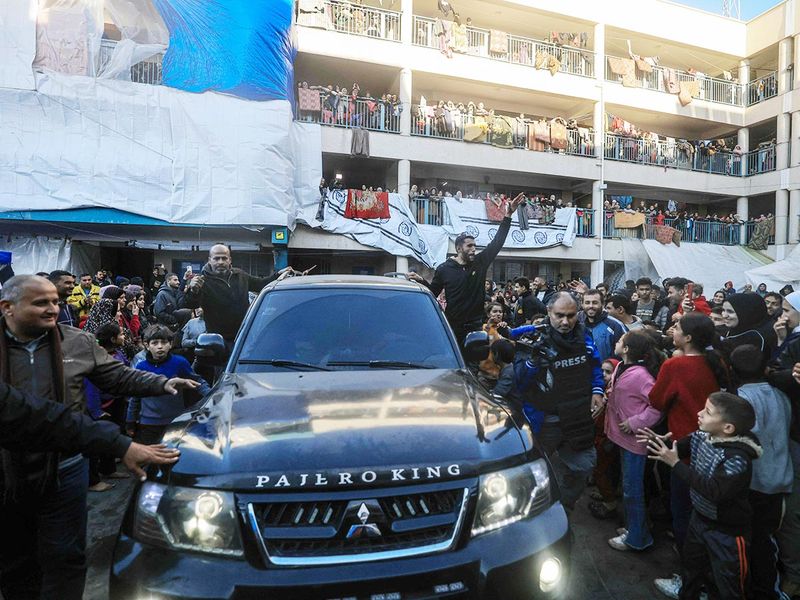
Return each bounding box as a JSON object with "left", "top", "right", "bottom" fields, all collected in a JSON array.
[{"left": 605, "top": 330, "right": 664, "bottom": 552}]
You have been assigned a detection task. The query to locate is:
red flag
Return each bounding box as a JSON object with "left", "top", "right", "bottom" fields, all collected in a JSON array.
[{"left": 344, "top": 189, "right": 390, "bottom": 219}]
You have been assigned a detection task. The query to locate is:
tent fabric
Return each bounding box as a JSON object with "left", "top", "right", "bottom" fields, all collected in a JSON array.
[
  {"left": 639, "top": 239, "right": 770, "bottom": 292},
  {"left": 1, "top": 0, "right": 37, "bottom": 90},
  {"left": 745, "top": 244, "right": 800, "bottom": 291},
  {"left": 443, "top": 198, "right": 577, "bottom": 250},
  {"left": 0, "top": 72, "right": 320, "bottom": 226},
  {"left": 621, "top": 238, "right": 662, "bottom": 286},
  {"left": 152, "top": 0, "right": 295, "bottom": 101},
  {"left": 0, "top": 237, "right": 71, "bottom": 276}
]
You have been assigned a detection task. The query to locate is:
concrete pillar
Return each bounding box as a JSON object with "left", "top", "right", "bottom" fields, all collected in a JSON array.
[
  {"left": 591, "top": 180, "right": 604, "bottom": 286},
  {"left": 778, "top": 112, "right": 791, "bottom": 170},
  {"left": 737, "top": 127, "right": 749, "bottom": 153},
  {"left": 793, "top": 112, "right": 800, "bottom": 166},
  {"left": 594, "top": 23, "right": 605, "bottom": 82},
  {"left": 737, "top": 196, "right": 749, "bottom": 243},
  {"left": 790, "top": 190, "right": 800, "bottom": 244},
  {"left": 739, "top": 59, "right": 750, "bottom": 87},
  {"left": 399, "top": 67, "right": 411, "bottom": 136},
  {"left": 776, "top": 189, "right": 790, "bottom": 245},
  {"left": 593, "top": 100, "right": 603, "bottom": 159},
  {"left": 400, "top": 0, "right": 412, "bottom": 45},
  {"left": 780, "top": 37, "right": 793, "bottom": 95},
  {"left": 794, "top": 34, "right": 800, "bottom": 90},
  {"left": 397, "top": 158, "right": 410, "bottom": 199}
]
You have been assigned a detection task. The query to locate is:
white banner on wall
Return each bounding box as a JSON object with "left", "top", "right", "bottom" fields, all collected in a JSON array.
[{"left": 443, "top": 198, "right": 577, "bottom": 250}]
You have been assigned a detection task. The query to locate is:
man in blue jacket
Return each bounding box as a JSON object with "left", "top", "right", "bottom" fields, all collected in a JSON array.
[
  {"left": 579, "top": 288, "right": 626, "bottom": 361},
  {"left": 507, "top": 292, "right": 605, "bottom": 510}
]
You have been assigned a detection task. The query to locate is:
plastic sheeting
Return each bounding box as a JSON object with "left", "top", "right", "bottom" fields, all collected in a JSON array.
[
  {"left": 638, "top": 239, "right": 770, "bottom": 292},
  {"left": 0, "top": 0, "right": 37, "bottom": 90},
  {"left": 621, "top": 238, "right": 662, "bottom": 286},
  {"left": 0, "top": 72, "right": 321, "bottom": 225},
  {"left": 745, "top": 245, "right": 800, "bottom": 291},
  {"left": 298, "top": 190, "right": 448, "bottom": 268},
  {"left": 0, "top": 237, "right": 71, "bottom": 275},
  {"left": 152, "top": 0, "right": 294, "bottom": 101},
  {"left": 443, "top": 198, "right": 577, "bottom": 250}
]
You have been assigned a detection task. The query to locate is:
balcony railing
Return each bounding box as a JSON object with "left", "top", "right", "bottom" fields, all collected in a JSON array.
[
  {"left": 319, "top": 0, "right": 401, "bottom": 41},
  {"left": 412, "top": 110, "right": 595, "bottom": 156},
  {"left": 98, "top": 39, "right": 163, "bottom": 85},
  {"left": 745, "top": 71, "right": 778, "bottom": 106},
  {"left": 297, "top": 93, "right": 402, "bottom": 133},
  {"left": 603, "top": 133, "right": 776, "bottom": 177},
  {"left": 410, "top": 197, "right": 449, "bottom": 226},
  {"left": 604, "top": 56, "right": 742, "bottom": 106},
  {"left": 412, "top": 16, "right": 594, "bottom": 78}
]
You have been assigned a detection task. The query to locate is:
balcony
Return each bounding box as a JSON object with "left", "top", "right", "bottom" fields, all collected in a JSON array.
[
  {"left": 297, "top": 0, "right": 401, "bottom": 41},
  {"left": 411, "top": 16, "right": 594, "bottom": 78},
  {"left": 604, "top": 55, "right": 741, "bottom": 106},
  {"left": 603, "top": 133, "right": 776, "bottom": 177},
  {"left": 412, "top": 110, "right": 595, "bottom": 157},
  {"left": 98, "top": 39, "right": 163, "bottom": 85},
  {"left": 297, "top": 90, "right": 402, "bottom": 133},
  {"left": 745, "top": 71, "right": 778, "bottom": 106},
  {"left": 410, "top": 196, "right": 449, "bottom": 226}
]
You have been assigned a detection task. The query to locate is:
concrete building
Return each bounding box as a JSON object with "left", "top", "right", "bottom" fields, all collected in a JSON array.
[{"left": 2, "top": 0, "right": 800, "bottom": 284}]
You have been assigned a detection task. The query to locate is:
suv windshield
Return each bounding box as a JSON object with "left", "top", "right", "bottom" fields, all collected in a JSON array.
[{"left": 235, "top": 288, "right": 461, "bottom": 372}]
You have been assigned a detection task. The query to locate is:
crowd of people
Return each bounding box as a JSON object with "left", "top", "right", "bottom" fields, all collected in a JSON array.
[{"left": 297, "top": 81, "right": 403, "bottom": 131}]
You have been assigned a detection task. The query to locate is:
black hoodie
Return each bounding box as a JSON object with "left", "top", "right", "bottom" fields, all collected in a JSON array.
[{"left": 185, "top": 264, "right": 279, "bottom": 341}]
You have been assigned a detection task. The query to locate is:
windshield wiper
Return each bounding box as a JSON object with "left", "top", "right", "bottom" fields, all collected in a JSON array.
[
  {"left": 326, "top": 360, "right": 434, "bottom": 369},
  {"left": 237, "top": 359, "right": 331, "bottom": 371}
]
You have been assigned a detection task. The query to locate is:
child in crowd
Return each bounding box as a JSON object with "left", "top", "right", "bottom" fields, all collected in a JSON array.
[
  {"left": 490, "top": 338, "right": 521, "bottom": 409},
  {"left": 126, "top": 325, "right": 211, "bottom": 445},
  {"left": 729, "top": 345, "right": 793, "bottom": 599},
  {"left": 85, "top": 322, "right": 130, "bottom": 492},
  {"left": 605, "top": 331, "right": 663, "bottom": 552},
  {"left": 642, "top": 392, "right": 761, "bottom": 600}
]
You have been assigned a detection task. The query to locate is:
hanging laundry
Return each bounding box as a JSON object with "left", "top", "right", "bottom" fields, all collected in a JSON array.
[
  {"left": 517, "top": 204, "right": 530, "bottom": 230},
  {"left": 535, "top": 51, "right": 561, "bottom": 75},
  {"left": 350, "top": 128, "right": 370, "bottom": 156},
  {"left": 452, "top": 21, "right": 468, "bottom": 53},
  {"left": 464, "top": 119, "right": 489, "bottom": 143},
  {"left": 614, "top": 212, "right": 646, "bottom": 229},
  {"left": 297, "top": 87, "right": 321, "bottom": 111},
  {"left": 490, "top": 115, "right": 514, "bottom": 149},
  {"left": 634, "top": 57, "right": 652, "bottom": 73},
  {"left": 652, "top": 224, "right": 681, "bottom": 246},
  {"left": 607, "top": 57, "right": 636, "bottom": 87},
  {"left": 533, "top": 119, "right": 550, "bottom": 149},
  {"left": 663, "top": 68, "right": 680, "bottom": 94},
  {"left": 678, "top": 80, "right": 700, "bottom": 106},
  {"left": 549, "top": 118, "right": 568, "bottom": 150},
  {"left": 344, "top": 189, "right": 390, "bottom": 219},
  {"left": 549, "top": 32, "right": 588, "bottom": 48},
  {"left": 489, "top": 30, "right": 508, "bottom": 55},
  {"left": 748, "top": 217, "right": 775, "bottom": 251},
  {"left": 484, "top": 197, "right": 508, "bottom": 222}
]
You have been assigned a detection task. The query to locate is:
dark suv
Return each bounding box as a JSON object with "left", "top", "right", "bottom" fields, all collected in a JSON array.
[{"left": 110, "top": 275, "right": 570, "bottom": 599}]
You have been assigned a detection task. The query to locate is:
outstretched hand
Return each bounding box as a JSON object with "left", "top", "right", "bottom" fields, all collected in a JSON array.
[
  {"left": 506, "top": 193, "right": 526, "bottom": 216},
  {"left": 645, "top": 434, "right": 679, "bottom": 467},
  {"left": 122, "top": 442, "right": 180, "bottom": 481},
  {"left": 163, "top": 377, "right": 201, "bottom": 395}
]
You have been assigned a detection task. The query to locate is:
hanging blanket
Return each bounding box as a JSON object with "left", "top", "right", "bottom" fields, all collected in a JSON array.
[
  {"left": 535, "top": 51, "right": 561, "bottom": 75},
  {"left": 452, "top": 23, "right": 468, "bottom": 53},
  {"left": 748, "top": 217, "right": 775, "bottom": 251},
  {"left": 489, "top": 30, "right": 508, "bottom": 55},
  {"left": 491, "top": 115, "right": 514, "bottom": 148},
  {"left": 297, "top": 88, "right": 321, "bottom": 111},
  {"left": 464, "top": 120, "right": 489, "bottom": 143},
  {"left": 614, "top": 211, "right": 646, "bottom": 229},
  {"left": 678, "top": 80, "right": 701, "bottom": 106},
  {"left": 549, "top": 118, "right": 568, "bottom": 150},
  {"left": 344, "top": 189, "right": 390, "bottom": 219},
  {"left": 534, "top": 120, "right": 550, "bottom": 144},
  {"left": 484, "top": 198, "right": 507, "bottom": 222},
  {"left": 651, "top": 224, "right": 681, "bottom": 246},
  {"left": 608, "top": 57, "right": 636, "bottom": 87},
  {"left": 663, "top": 68, "right": 680, "bottom": 94},
  {"left": 634, "top": 57, "right": 652, "bottom": 73}
]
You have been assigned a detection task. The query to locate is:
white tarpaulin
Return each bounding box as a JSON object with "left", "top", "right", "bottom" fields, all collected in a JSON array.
[
  {"left": 0, "top": 237, "right": 71, "bottom": 275},
  {"left": 640, "top": 239, "right": 771, "bottom": 292},
  {"left": 0, "top": 72, "right": 320, "bottom": 225},
  {"left": 745, "top": 244, "right": 800, "bottom": 291},
  {"left": 622, "top": 238, "right": 662, "bottom": 285},
  {"left": 0, "top": 0, "right": 36, "bottom": 90},
  {"left": 298, "top": 190, "right": 448, "bottom": 268},
  {"left": 443, "top": 198, "right": 577, "bottom": 249}
]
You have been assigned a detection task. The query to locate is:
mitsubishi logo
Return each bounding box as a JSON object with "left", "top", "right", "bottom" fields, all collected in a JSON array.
[{"left": 344, "top": 500, "right": 384, "bottom": 539}]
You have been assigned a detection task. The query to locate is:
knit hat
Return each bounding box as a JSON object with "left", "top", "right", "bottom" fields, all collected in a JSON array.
[
  {"left": 726, "top": 292, "right": 768, "bottom": 334},
  {"left": 785, "top": 291, "right": 800, "bottom": 313}
]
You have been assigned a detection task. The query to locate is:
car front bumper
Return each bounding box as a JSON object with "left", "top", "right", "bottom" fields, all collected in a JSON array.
[{"left": 110, "top": 503, "right": 570, "bottom": 600}]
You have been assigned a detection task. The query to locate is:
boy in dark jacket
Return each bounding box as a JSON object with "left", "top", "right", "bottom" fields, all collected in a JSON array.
[
  {"left": 643, "top": 392, "right": 761, "bottom": 600},
  {"left": 489, "top": 338, "right": 522, "bottom": 409},
  {"left": 126, "top": 325, "right": 211, "bottom": 445}
]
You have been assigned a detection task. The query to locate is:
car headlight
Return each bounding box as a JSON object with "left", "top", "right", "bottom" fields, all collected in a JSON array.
[
  {"left": 132, "top": 482, "right": 244, "bottom": 557},
  {"left": 471, "top": 459, "right": 551, "bottom": 537}
]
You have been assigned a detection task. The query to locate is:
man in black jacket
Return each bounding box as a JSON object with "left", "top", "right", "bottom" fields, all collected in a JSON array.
[
  {"left": 154, "top": 272, "right": 188, "bottom": 328},
  {"left": 0, "top": 380, "right": 178, "bottom": 480},
  {"left": 513, "top": 276, "right": 547, "bottom": 326},
  {"left": 408, "top": 194, "right": 525, "bottom": 348},
  {"left": 185, "top": 244, "right": 292, "bottom": 346}
]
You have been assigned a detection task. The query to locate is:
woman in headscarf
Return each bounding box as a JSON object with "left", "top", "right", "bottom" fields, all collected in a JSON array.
[
  {"left": 720, "top": 292, "right": 777, "bottom": 360},
  {"left": 774, "top": 291, "right": 800, "bottom": 358},
  {"left": 756, "top": 282, "right": 768, "bottom": 297},
  {"left": 83, "top": 287, "right": 139, "bottom": 359}
]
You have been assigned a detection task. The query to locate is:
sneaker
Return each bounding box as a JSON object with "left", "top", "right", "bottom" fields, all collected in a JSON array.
[
  {"left": 88, "top": 481, "right": 115, "bottom": 492},
  {"left": 608, "top": 533, "right": 629, "bottom": 551},
  {"left": 616, "top": 527, "right": 628, "bottom": 536},
  {"left": 654, "top": 574, "right": 681, "bottom": 599}
]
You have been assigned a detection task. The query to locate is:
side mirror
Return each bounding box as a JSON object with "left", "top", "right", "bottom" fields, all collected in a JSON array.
[
  {"left": 463, "top": 330, "right": 490, "bottom": 362},
  {"left": 195, "top": 333, "right": 226, "bottom": 361}
]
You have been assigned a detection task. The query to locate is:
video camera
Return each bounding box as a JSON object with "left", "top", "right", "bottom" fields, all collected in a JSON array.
[{"left": 514, "top": 324, "right": 558, "bottom": 364}]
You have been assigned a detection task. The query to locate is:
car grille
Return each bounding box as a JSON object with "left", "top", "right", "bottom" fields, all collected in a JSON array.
[{"left": 247, "top": 487, "right": 470, "bottom": 566}]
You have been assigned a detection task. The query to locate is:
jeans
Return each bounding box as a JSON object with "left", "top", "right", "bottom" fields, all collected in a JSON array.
[
  {"left": 671, "top": 467, "right": 693, "bottom": 553},
  {"left": 0, "top": 457, "right": 89, "bottom": 600},
  {"left": 538, "top": 419, "right": 597, "bottom": 510},
  {"left": 621, "top": 449, "right": 653, "bottom": 550},
  {"left": 748, "top": 491, "right": 785, "bottom": 599},
  {"left": 777, "top": 441, "right": 800, "bottom": 586}
]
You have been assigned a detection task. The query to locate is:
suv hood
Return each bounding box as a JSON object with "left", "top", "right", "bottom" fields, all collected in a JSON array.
[{"left": 163, "top": 370, "right": 534, "bottom": 490}]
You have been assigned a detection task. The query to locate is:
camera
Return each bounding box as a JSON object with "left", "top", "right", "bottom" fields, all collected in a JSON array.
[{"left": 515, "top": 325, "right": 558, "bottom": 363}]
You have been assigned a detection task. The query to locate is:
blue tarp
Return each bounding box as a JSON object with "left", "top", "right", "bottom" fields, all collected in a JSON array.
[{"left": 152, "top": 0, "right": 295, "bottom": 101}]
